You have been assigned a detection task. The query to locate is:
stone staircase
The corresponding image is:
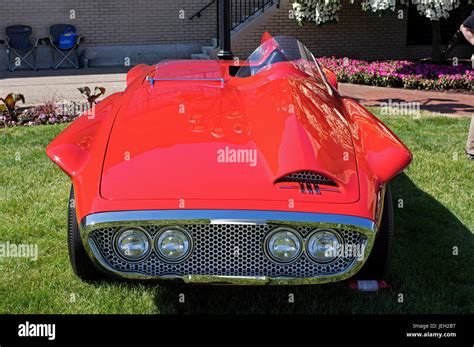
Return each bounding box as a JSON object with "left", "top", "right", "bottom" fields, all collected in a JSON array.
[
  {"left": 191, "top": 38, "right": 218, "bottom": 60},
  {"left": 190, "top": 0, "right": 279, "bottom": 60}
]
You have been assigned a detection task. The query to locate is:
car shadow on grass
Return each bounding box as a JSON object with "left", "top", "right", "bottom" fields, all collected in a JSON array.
[{"left": 151, "top": 173, "right": 473, "bottom": 314}]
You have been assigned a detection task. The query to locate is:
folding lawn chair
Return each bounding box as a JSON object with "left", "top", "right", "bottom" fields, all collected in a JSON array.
[
  {"left": 46, "top": 24, "right": 83, "bottom": 69},
  {"left": 3, "top": 25, "right": 39, "bottom": 72}
]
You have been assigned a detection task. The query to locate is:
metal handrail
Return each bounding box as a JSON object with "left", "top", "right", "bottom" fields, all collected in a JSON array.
[
  {"left": 189, "top": 0, "right": 280, "bottom": 50},
  {"left": 189, "top": 0, "right": 216, "bottom": 19},
  {"left": 230, "top": 0, "right": 279, "bottom": 31}
]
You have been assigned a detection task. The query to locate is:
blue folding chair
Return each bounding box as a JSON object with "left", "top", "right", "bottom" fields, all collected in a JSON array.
[
  {"left": 2, "top": 25, "right": 39, "bottom": 71},
  {"left": 46, "top": 24, "right": 84, "bottom": 69}
]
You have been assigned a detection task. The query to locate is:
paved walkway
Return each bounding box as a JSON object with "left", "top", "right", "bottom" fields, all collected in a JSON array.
[
  {"left": 0, "top": 68, "right": 472, "bottom": 116},
  {"left": 339, "top": 83, "right": 473, "bottom": 117},
  {"left": 0, "top": 68, "right": 127, "bottom": 106}
]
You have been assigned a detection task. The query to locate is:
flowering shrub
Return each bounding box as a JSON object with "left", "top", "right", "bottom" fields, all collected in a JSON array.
[
  {"left": 361, "top": 0, "right": 397, "bottom": 13},
  {"left": 292, "top": 0, "right": 472, "bottom": 24},
  {"left": 0, "top": 101, "right": 79, "bottom": 127},
  {"left": 293, "top": 0, "right": 342, "bottom": 25},
  {"left": 317, "top": 57, "right": 474, "bottom": 91},
  {"left": 1, "top": 87, "right": 106, "bottom": 128},
  {"left": 411, "top": 0, "right": 460, "bottom": 20}
]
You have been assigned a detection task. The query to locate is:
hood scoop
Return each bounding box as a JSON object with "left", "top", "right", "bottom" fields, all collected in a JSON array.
[{"left": 275, "top": 171, "right": 340, "bottom": 195}]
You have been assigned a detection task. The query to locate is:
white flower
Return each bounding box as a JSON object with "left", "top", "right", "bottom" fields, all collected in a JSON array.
[
  {"left": 292, "top": 0, "right": 463, "bottom": 25},
  {"left": 292, "top": 0, "right": 342, "bottom": 25},
  {"left": 412, "top": 0, "right": 460, "bottom": 20}
]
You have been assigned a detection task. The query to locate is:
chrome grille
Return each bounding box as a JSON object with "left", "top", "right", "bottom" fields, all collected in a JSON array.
[
  {"left": 90, "top": 224, "right": 366, "bottom": 278},
  {"left": 275, "top": 171, "right": 337, "bottom": 186}
]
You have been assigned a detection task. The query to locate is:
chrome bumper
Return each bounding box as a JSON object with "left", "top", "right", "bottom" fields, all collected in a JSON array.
[{"left": 80, "top": 210, "right": 377, "bottom": 285}]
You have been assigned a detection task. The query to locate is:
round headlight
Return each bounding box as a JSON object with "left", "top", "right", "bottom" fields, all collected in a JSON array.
[
  {"left": 306, "top": 229, "right": 342, "bottom": 264},
  {"left": 156, "top": 227, "right": 192, "bottom": 263},
  {"left": 265, "top": 228, "right": 302, "bottom": 263},
  {"left": 115, "top": 227, "right": 151, "bottom": 261}
]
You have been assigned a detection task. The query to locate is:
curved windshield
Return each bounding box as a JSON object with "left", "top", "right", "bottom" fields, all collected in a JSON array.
[{"left": 235, "top": 36, "right": 322, "bottom": 79}]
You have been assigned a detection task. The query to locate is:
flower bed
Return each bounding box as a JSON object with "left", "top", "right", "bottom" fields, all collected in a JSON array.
[
  {"left": 317, "top": 57, "right": 473, "bottom": 91},
  {"left": 0, "top": 102, "right": 81, "bottom": 128}
]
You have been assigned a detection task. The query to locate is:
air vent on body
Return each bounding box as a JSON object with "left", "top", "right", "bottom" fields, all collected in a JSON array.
[
  {"left": 275, "top": 171, "right": 337, "bottom": 186},
  {"left": 275, "top": 171, "right": 339, "bottom": 195}
]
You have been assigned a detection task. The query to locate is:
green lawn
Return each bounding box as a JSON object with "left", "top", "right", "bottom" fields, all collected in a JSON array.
[{"left": 0, "top": 111, "right": 472, "bottom": 314}]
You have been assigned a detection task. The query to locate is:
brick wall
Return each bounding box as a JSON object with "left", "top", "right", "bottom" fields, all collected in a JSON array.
[
  {"left": 1, "top": 0, "right": 471, "bottom": 62},
  {"left": 0, "top": 0, "right": 217, "bottom": 45},
  {"left": 232, "top": 0, "right": 473, "bottom": 60}
]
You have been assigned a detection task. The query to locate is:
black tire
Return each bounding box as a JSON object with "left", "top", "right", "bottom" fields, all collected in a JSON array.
[
  {"left": 68, "top": 185, "right": 102, "bottom": 281},
  {"left": 355, "top": 184, "right": 394, "bottom": 280}
]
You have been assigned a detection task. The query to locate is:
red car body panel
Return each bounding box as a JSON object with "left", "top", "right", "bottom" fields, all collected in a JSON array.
[
  {"left": 46, "top": 49, "right": 412, "bottom": 229},
  {"left": 101, "top": 60, "right": 359, "bottom": 206}
]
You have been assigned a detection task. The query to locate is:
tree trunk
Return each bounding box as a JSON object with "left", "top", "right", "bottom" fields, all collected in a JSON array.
[
  {"left": 441, "top": 0, "right": 470, "bottom": 59},
  {"left": 431, "top": 20, "right": 443, "bottom": 63},
  {"left": 442, "top": 30, "right": 463, "bottom": 60}
]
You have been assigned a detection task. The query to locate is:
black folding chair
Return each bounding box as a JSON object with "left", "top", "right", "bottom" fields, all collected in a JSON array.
[
  {"left": 3, "top": 25, "right": 39, "bottom": 72},
  {"left": 46, "top": 24, "right": 83, "bottom": 69}
]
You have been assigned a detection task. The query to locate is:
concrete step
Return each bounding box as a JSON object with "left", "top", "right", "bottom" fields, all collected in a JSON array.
[
  {"left": 191, "top": 53, "right": 211, "bottom": 60},
  {"left": 201, "top": 45, "right": 216, "bottom": 55}
]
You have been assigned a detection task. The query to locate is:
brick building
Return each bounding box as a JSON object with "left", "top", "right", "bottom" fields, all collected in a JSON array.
[{"left": 0, "top": 0, "right": 472, "bottom": 70}]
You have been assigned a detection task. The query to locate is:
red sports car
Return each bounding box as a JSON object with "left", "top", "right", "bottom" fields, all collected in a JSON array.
[{"left": 46, "top": 35, "right": 412, "bottom": 284}]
